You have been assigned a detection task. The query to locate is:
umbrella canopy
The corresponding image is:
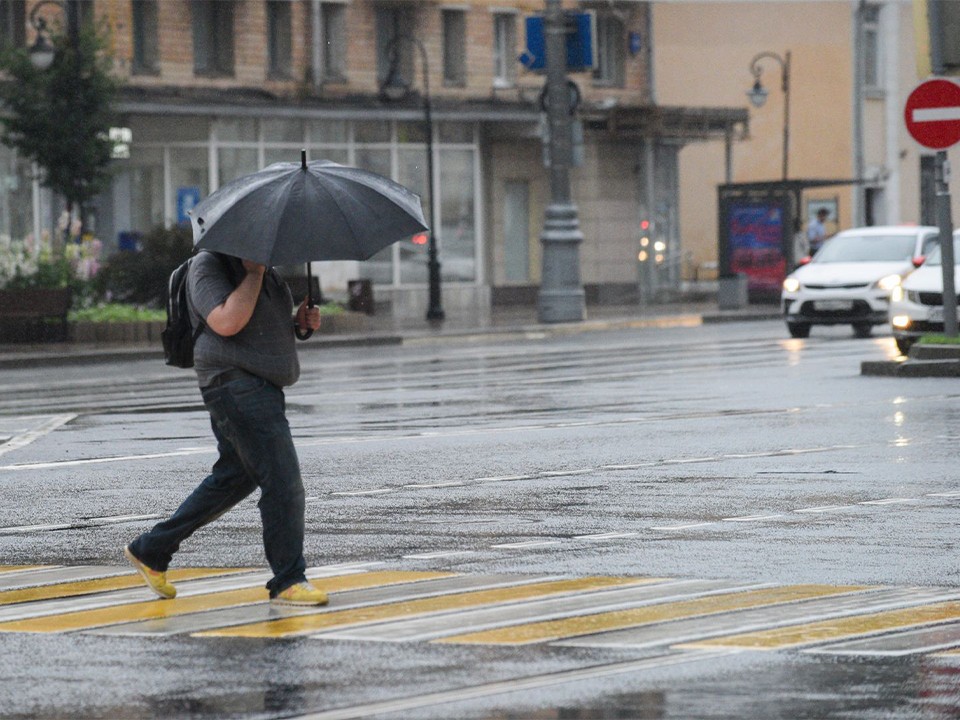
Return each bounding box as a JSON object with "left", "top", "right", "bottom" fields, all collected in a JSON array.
[{"left": 189, "top": 154, "right": 429, "bottom": 266}]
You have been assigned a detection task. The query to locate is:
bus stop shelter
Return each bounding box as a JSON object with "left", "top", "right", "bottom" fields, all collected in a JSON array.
[{"left": 717, "top": 179, "right": 861, "bottom": 305}]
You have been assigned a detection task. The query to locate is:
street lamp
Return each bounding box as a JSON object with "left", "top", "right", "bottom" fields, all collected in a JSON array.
[
  {"left": 748, "top": 50, "right": 791, "bottom": 181},
  {"left": 28, "top": 0, "right": 79, "bottom": 70},
  {"left": 379, "top": 34, "right": 445, "bottom": 322}
]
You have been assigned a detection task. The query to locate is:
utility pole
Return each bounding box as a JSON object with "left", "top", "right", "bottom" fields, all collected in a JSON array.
[{"left": 537, "top": 0, "right": 585, "bottom": 323}]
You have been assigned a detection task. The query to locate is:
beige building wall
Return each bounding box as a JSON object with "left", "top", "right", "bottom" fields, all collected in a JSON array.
[{"left": 653, "top": 1, "right": 860, "bottom": 277}]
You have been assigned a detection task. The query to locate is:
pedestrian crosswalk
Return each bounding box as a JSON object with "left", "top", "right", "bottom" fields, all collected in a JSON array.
[{"left": 2, "top": 563, "right": 960, "bottom": 659}]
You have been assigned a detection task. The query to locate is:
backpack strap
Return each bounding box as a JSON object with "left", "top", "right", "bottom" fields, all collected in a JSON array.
[{"left": 190, "top": 252, "right": 237, "bottom": 341}]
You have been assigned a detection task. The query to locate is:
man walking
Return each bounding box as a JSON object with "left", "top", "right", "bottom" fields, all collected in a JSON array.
[{"left": 124, "top": 252, "right": 327, "bottom": 606}]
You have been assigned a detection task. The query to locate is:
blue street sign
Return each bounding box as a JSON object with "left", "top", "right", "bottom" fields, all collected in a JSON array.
[
  {"left": 177, "top": 186, "right": 201, "bottom": 225},
  {"left": 521, "top": 12, "right": 597, "bottom": 72}
]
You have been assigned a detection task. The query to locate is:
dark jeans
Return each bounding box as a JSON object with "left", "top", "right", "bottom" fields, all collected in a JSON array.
[{"left": 129, "top": 373, "right": 307, "bottom": 597}]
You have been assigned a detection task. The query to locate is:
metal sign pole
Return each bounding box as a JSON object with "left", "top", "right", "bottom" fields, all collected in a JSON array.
[{"left": 936, "top": 150, "right": 959, "bottom": 337}]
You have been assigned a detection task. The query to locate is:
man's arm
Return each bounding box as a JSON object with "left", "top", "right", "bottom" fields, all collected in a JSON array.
[{"left": 205, "top": 260, "right": 265, "bottom": 337}]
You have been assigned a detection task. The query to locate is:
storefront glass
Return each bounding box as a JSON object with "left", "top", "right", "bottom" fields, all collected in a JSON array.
[
  {"left": 438, "top": 148, "right": 475, "bottom": 282},
  {"left": 115, "top": 116, "right": 478, "bottom": 290}
]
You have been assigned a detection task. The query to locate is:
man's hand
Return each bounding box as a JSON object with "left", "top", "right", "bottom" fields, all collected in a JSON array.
[{"left": 296, "top": 297, "right": 322, "bottom": 333}]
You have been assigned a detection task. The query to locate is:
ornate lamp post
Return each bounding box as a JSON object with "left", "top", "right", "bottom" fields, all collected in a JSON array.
[
  {"left": 380, "top": 34, "right": 445, "bottom": 322},
  {"left": 537, "top": 0, "right": 585, "bottom": 323},
  {"left": 747, "top": 50, "right": 791, "bottom": 181}
]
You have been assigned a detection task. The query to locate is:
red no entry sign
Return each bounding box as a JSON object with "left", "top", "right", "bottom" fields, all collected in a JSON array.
[{"left": 905, "top": 78, "right": 960, "bottom": 149}]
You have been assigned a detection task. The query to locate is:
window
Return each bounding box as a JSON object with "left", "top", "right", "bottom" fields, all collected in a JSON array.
[
  {"left": 376, "top": 6, "right": 414, "bottom": 86},
  {"left": 862, "top": 4, "right": 881, "bottom": 90},
  {"left": 267, "top": 1, "right": 292, "bottom": 78},
  {"left": 132, "top": 0, "right": 159, "bottom": 75},
  {"left": 0, "top": 1, "right": 25, "bottom": 52},
  {"left": 321, "top": 2, "right": 347, "bottom": 82},
  {"left": 442, "top": 9, "right": 466, "bottom": 86},
  {"left": 492, "top": 13, "right": 516, "bottom": 87},
  {"left": 593, "top": 14, "right": 625, "bottom": 87},
  {"left": 192, "top": 0, "right": 234, "bottom": 76}
]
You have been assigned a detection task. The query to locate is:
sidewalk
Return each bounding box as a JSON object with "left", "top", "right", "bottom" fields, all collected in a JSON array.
[{"left": 0, "top": 301, "right": 782, "bottom": 369}]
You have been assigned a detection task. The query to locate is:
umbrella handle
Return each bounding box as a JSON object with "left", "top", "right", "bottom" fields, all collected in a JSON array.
[{"left": 296, "top": 260, "right": 315, "bottom": 340}]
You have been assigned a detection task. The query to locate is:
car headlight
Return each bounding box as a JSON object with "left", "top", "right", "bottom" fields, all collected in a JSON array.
[
  {"left": 783, "top": 278, "right": 801, "bottom": 293},
  {"left": 891, "top": 286, "right": 904, "bottom": 302},
  {"left": 874, "top": 274, "right": 902, "bottom": 291}
]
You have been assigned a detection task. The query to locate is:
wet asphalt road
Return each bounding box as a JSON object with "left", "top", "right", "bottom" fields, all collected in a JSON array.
[{"left": 1, "top": 319, "right": 959, "bottom": 719}]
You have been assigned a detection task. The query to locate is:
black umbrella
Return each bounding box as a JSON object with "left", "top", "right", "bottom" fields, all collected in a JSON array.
[{"left": 189, "top": 150, "right": 429, "bottom": 308}]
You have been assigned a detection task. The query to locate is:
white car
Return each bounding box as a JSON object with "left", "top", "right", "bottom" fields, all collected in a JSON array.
[
  {"left": 781, "top": 225, "right": 939, "bottom": 339},
  {"left": 890, "top": 235, "right": 960, "bottom": 355}
]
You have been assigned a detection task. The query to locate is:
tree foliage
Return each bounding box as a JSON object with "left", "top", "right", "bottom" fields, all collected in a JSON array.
[{"left": 0, "top": 17, "right": 118, "bottom": 219}]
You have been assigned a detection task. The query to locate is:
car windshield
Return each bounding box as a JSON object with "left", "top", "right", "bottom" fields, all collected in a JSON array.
[
  {"left": 813, "top": 234, "right": 916, "bottom": 263},
  {"left": 923, "top": 237, "right": 960, "bottom": 265}
]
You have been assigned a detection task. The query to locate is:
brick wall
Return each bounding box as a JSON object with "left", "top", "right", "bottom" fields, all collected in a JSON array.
[{"left": 52, "top": 1, "right": 649, "bottom": 105}]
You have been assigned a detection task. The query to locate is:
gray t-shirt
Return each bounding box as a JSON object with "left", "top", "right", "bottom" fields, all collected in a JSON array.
[{"left": 187, "top": 251, "right": 300, "bottom": 389}]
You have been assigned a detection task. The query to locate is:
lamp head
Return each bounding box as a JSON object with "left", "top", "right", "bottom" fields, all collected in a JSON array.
[
  {"left": 379, "top": 67, "right": 410, "bottom": 103},
  {"left": 747, "top": 79, "right": 768, "bottom": 108},
  {"left": 29, "top": 22, "right": 55, "bottom": 70}
]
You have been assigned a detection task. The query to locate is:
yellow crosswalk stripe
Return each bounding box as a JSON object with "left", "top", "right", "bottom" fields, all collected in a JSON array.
[
  {"left": 196, "top": 576, "right": 652, "bottom": 639},
  {"left": 0, "top": 566, "right": 44, "bottom": 574},
  {"left": 0, "top": 571, "right": 451, "bottom": 633},
  {"left": 0, "top": 568, "right": 248, "bottom": 606},
  {"left": 682, "top": 601, "right": 960, "bottom": 650},
  {"left": 436, "top": 584, "right": 867, "bottom": 645}
]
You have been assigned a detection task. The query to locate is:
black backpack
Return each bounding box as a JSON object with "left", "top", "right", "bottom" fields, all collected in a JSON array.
[
  {"left": 161, "top": 253, "right": 233, "bottom": 368},
  {"left": 161, "top": 257, "right": 202, "bottom": 368}
]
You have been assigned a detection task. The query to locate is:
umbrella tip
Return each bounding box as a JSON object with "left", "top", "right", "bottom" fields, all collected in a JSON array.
[{"left": 301, "top": 149, "right": 307, "bottom": 169}]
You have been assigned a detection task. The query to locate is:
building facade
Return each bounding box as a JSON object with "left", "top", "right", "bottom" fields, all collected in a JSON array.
[
  {"left": 1, "top": 0, "right": 745, "bottom": 317},
  {"left": 653, "top": 0, "right": 952, "bottom": 282}
]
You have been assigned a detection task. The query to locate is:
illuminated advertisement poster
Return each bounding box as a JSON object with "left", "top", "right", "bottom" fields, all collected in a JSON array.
[{"left": 728, "top": 202, "right": 787, "bottom": 292}]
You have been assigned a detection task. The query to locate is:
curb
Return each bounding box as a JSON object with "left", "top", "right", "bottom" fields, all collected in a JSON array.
[{"left": 861, "top": 344, "right": 960, "bottom": 377}]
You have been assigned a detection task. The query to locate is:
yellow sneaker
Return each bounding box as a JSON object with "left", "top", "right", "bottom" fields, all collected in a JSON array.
[
  {"left": 271, "top": 582, "right": 328, "bottom": 607},
  {"left": 124, "top": 545, "right": 176, "bottom": 599}
]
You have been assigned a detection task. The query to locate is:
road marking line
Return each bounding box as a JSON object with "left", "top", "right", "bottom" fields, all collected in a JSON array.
[
  {"left": 286, "top": 650, "right": 734, "bottom": 720},
  {"left": 683, "top": 601, "right": 960, "bottom": 650},
  {"left": 403, "top": 551, "right": 475, "bottom": 560},
  {"left": 805, "top": 621, "right": 960, "bottom": 657},
  {"left": 0, "top": 567, "right": 248, "bottom": 607},
  {"left": 0, "top": 571, "right": 451, "bottom": 633},
  {"left": 794, "top": 505, "right": 854, "bottom": 514},
  {"left": 927, "top": 491, "right": 960, "bottom": 498},
  {"left": 403, "top": 482, "right": 464, "bottom": 489},
  {"left": 194, "top": 576, "right": 644, "bottom": 639},
  {"left": 436, "top": 584, "right": 867, "bottom": 646},
  {"left": 722, "top": 514, "right": 784, "bottom": 523},
  {"left": 491, "top": 540, "right": 562, "bottom": 549},
  {"left": 0, "top": 566, "right": 46, "bottom": 575},
  {"left": 95, "top": 574, "right": 551, "bottom": 637},
  {"left": 649, "top": 522, "right": 716, "bottom": 531},
  {"left": 0, "top": 414, "right": 76, "bottom": 458},
  {"left": 317, "top": 579, "right": 727, "bottom": 644},
  {"left": 574, "top": 532, "right": 640, "bottom": 541},
  {"left": 331, "top": 489, "right": 395, "bottom": 497},
  {"left": 858, "top": 498, "right": 914, "bottom": 506},
  {"left": 0, "top": 513, "right": 164, "bottom": 535}
]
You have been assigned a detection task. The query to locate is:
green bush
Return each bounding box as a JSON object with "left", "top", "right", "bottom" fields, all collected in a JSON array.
[
  {"left": 919, "top": 333, "right": 960, "bottom": 345},
  {"left": 68, "top": 303, "right": 166, "bottom": 323},
  {"left": 94, "top": 225, "right": 192, "bottom": 308}
]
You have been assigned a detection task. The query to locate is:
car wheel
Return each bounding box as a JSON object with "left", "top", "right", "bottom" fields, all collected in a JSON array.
[
  {"left": 895, "top": 336, "right": 914, "bottom": 356},
  {"left": 852, "top": 323, "right": 873, "bottom": 338},
  {"left": 787, "top": 322, "right": 811, "bottom": 338}
]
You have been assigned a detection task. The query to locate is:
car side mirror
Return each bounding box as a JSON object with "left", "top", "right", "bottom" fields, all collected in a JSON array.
[
  {"left": 912, "top": 256, "right": 926, "bottom": 268},
  {"left": 798, "top": 256, "right": 812, "bottom": 266}
]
